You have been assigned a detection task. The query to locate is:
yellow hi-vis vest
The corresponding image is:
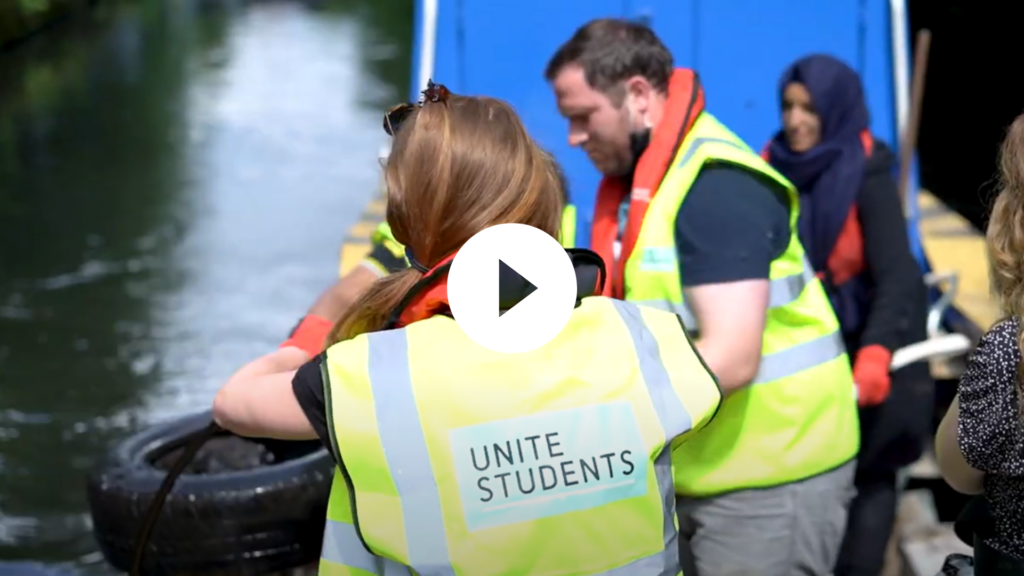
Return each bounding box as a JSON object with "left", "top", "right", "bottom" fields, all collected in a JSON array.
[
  {"left": 625, "top": 112, "right": 859, "bottom": 498},
  {"left": 318, "top": 297, "right": 721, "bottom": 575},
  {"left": 559, "top": 203, "right": 577, "bottom": 248}
]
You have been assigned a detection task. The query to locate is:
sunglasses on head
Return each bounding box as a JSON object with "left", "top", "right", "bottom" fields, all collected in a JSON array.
[{"left": 383, "top": 79, "right": 451, "bottom": 136}]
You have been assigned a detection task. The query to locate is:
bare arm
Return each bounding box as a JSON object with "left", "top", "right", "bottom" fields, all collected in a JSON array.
[
  {"left": 212, "top": 347, "right": 317, "bottom": 440},
  {"left": 672, "top": 166, "right": 788, "bottom": 394},
  {"left": 934, "top": 321, "right": 1023, "bottom": 496},
  {"left": 935, "top": 396, "right": 985, "bottom": 495},
  {"left": 307, "top": 264, "right": 379, "bottom": 322},
  {"left": 217, "top": 242, "right": 391, "bottom": 440},
  {"left": 685, "top": 279, "right": 770, "bottom": 393}
]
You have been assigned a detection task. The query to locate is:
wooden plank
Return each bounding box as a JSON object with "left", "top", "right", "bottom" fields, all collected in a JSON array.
[
  {"left": 364, "top": 198, "right": 386, "bottom": 217},
  {"left": 906, "top": 450, "right": 941, "bottom": 481},
  {"left": 896, "top": 489, "right": 973, "bottom": 576},
  {"left": 338, "top": 243, "right": 373, "bottom": 277},
  {"left": 917, "top": 190, "right": 999, "bottom": 331},
  {"left": 902, "top": 527, "right": 972, "bottom": 576},
  {"left": 347, "top": 220, "right": 379, "bottom": 240},
  {"left": 338, "top": 187, "right": 386, "bottom": 277}
]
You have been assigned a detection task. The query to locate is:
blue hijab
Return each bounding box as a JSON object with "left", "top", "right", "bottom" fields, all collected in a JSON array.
[{"left": 767, "top": 55, "right": 869, "bottom": 274}]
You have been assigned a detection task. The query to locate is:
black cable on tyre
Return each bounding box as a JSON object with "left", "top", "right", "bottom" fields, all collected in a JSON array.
[{"left": 86, "top": 410, "right": 333, "bottom": 575}]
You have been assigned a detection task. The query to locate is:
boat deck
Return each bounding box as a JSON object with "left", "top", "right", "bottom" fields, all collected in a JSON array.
[
  {"left": 917, "top": 190, "right": 999, "bottom": 332},
  {"left": 338, "top": 195, "right": 386, "bottom": 277}
]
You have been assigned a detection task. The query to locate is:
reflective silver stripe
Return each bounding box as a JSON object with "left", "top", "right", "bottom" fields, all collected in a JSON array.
[
  {"left": 608, "top": 299, "right": 689, "bottom": 574},
  {"left": 595, "top": 449, "right": 678, "bottom": 576},
  {"left": 609, "top": 299, "right": 693, "bottom": 438},
  {"left": 322, "top": 520, "right": 412, "bottom": 575},
  {"left": 768, "top": 264, "right": 816, "bottom": 307},
  {"left": 635, "top": 263, "right": 815, "bottom": 331},
  {"left": 322, "top": 518, "right": 379, "bottom": 573},
  {"left": 367, "top": 329, "right": 456, "bottom": 576},
  {"left": 355, "top": 302, "right": 688, "bottom": 575},
  {"left": 634, "top": 302, "right": 846, "bottom": 385},
  {"left": 751, "top": 330, "right": 846, "bottom": 385},
  {"left": 634, "top": 301, "right": 695, "bottom": 330},
  {"left": 383, "top": 560, "right": 413, "bottom": 576},
  {"left": 676, "top": 135, "right": 749, "bottom": 167}
]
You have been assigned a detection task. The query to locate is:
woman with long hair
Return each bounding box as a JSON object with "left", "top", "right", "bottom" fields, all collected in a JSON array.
[
  {"left": 936, "top": 112, "right": 1024, "bottom": 571},
  {"left": 763, "top": 54, "right": 931, "bottom": 576},
  {"left": 211, "top": 82, "right": 722, "bottom": 575}
]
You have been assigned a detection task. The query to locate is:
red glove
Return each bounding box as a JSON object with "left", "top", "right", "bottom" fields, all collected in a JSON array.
[
  {"left": 280, "top": 314, "right": 334, "bottom": 358},
  {"left": 853, "top": 344, "right": 892, "bottom": 407}
]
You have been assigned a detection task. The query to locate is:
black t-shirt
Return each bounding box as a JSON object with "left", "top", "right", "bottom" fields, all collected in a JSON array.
[
  {"left": 673, "top": 162, "right": 791, "bottom": 285},
  {"left": 294, "top": 162, "right": 791, "bottom": 461},
  {"left": 293, "top": 353, "right": 332, "bottom": 456}
]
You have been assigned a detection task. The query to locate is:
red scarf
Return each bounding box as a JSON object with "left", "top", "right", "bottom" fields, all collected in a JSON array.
[
  {"left": 393, "top": 253, "right": 459, "bottom": 328},
  {"left": 590, "top": 69, "right": 706, "bottom": 298}
]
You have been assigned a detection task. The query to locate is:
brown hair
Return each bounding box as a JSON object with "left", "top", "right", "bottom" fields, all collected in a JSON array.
[
  {"left": 326, "top": 93, "right": 565, "bottom": 345},
  {"left": 986, "top": 112, "right": 1024, "bottom": 397},
  {"left": 544, "top": 18, "right": 673, "bottom": 104}
]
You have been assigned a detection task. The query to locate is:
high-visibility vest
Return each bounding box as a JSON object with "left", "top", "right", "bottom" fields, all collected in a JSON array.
[
  {"left": 318, "top": 297, "right": 721, "bottom": 575},
  {"left": 624, "top": 112, "right": 859, "bottom": 497},
  {"left": 560, "top": 203, "right": 577, "bottom": 248}
]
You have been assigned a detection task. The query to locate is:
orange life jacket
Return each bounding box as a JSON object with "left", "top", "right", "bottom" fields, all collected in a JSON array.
[{"left": 590, "top": 69, "right": 706, "bottom": 298}]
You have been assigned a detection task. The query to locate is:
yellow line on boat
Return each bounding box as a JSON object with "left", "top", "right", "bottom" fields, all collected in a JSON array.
[{"left": 337, "top": 192, "right": 383, "bottom": 277}]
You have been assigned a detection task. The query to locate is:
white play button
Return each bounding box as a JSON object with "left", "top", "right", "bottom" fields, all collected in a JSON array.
[{"left": 448, "top": 223, "right": 578, "bottom": 353}]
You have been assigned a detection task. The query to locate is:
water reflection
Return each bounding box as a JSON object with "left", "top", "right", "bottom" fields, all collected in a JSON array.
[{"left": 0, "top": 0, "right": 410, "bottom": 570}]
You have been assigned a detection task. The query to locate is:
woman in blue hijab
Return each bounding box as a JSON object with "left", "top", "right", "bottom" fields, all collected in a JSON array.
[{"left": 764, "top": 54, "right": 931, "bottom": 576}]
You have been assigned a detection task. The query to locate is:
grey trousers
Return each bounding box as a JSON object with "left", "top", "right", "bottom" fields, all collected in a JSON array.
[{"left": 677, "top": 460, "right": 857, "bottom": 576}]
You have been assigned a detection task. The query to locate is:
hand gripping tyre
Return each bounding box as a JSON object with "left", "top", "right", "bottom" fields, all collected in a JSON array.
[{"left": 85, "top": 410, "right": 333, "bottom": 575}]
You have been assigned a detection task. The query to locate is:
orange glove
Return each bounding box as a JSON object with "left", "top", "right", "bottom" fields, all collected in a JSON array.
[
  {"left": 853, "top": 344, "right": 892, "bottom": 407},
  {"left": 280, "top": 314, "right": 333, "bottom": 358}
]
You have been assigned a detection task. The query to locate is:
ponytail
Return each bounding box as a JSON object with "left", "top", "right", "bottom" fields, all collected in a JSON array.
[{"left": 324, "top": 268, "right": 422, "bottom": 347}]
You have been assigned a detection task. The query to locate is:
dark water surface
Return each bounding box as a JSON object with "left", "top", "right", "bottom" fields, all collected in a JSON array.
[{"left": 0, "top": 0, "right": 410, "bottom": 571}]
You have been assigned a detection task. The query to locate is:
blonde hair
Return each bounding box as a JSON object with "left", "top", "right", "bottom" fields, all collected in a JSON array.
[
  {"left": 986, "top": 112, "right": 1024, "bottom": 398},
  {"left": 326, "top": 93, "right": 564, "bottom": 344}
]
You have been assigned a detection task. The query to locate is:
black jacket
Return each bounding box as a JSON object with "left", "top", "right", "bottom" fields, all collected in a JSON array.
[{"left": 850, "top": 138, "right": 933, "bottom": 473}]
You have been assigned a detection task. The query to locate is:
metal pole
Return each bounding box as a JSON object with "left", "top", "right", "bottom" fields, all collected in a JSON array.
[{"left": 898, "top": 29, "right": 932, "bottom": 209}]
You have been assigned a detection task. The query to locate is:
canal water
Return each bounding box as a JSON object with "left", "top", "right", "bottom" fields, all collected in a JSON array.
[{"left": 0, "top": 0, "right": 410, "bottom": 572}]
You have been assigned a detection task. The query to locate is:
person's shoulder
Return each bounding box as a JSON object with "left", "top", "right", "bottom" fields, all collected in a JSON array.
[
  {"left": 963, "top": 316, "right": 1023, "bottom": 380},
  {"left": 689, "top": 162, "right": 788, "bottom": 197},
  {"left": 684, "top": 162, "right": 791, "bottom": 217},
  {"left": 857, "top": 136, "right": 899, "bottom": 204},
  {"left": 957, "top": 316, "right": 1022, "bottom": 469},
  {"left": 980, "top": 316, "right": 1022, "bottom": 354},
  {"left": 674, "top": 161, "right": 791, "bottom": 281},
  {"left": 866, "top": 136, "right": 897, "bottom": 175}
]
